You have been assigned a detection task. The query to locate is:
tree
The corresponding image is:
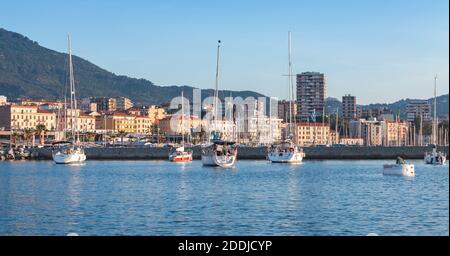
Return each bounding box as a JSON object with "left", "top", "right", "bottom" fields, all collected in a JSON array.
[
  {"left": 118, "top": 130, "right": 127, "bottom": 145},
  {"left": 35, "top": 124, "right": 47, "bottom": 146},
  {"left": 11, "top": 132, "right": 20, "bottom": 146},
  {"left": 23, "top": 128, "right": 35, "bottom": 147}
]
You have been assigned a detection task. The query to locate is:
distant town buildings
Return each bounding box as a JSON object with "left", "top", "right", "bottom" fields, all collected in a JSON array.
[
  {"left": 296, "top": 72, "right": 326, "bottom": 122},
  {"left": 90, "top": 97, "right": 117, "bottom": 112},
  {"left": 278, "top": 100, "right": 297, "bottom": 123},
  {"left": 342, "top": 94, "right": 356, "bottom": 120},
  {"left": 115, "top": 97, "right": 133, "bottom": 111},
  {"left": 58, "top": 108, "right": 96, "bottom": 132},
  {"left": 348, "top": 118, "right": 409, "bottom": 146},
  {"left": 360, "top": 107, "right": 392, "bottom": 120},
  {"left": 294, "top": 122, "right": 332, "bottom": 146},
  {"left": 406, "top": 100, "right": 431, "bottom": 122},
  {"left": 0, "top": 104, "right": 56, "bottom": 131}
]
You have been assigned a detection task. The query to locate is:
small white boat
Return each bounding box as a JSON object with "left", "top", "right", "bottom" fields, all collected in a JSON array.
[
  {"left": 383, "top": 157, "right": 414, "bottom": 177},
  {"left": 169, "top": 146, "right": 193, "bottom": 162},
  {"left": 52, "top": 143, "right": 86, "bottom": 164},
  {"left": 202, "top": 140, "right": 237, "bottom": 168},
  {"left": 268, "top": 141, "right": 305, "bottom": 164},
  {"left": 424, "top": 146, "right": 446, "bottom": 165}
]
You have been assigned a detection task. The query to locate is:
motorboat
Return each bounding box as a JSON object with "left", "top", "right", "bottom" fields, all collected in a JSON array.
[
  {"left": 169, "top": 146, "right": 193, "bottom": 162},
  {"left": 383, "top": 157, "right": 415, "bottom": 176}
]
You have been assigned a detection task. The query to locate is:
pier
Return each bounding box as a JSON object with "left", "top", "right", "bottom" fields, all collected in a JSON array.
[{"left": 17, "top": 145, "right": 449, "bottom": 160}]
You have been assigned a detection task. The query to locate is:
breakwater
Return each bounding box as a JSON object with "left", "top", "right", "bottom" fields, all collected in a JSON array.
[{"left": 27, "top": 145, "right": 449, "bottom": 160}]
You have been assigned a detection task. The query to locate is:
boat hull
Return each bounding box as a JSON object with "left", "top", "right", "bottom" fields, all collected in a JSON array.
[
  {"left": 268, "top": 151, "right": 304, "bottom": 164},
  {"left": 169, "top": 154, "right": 193, "bottom": 162},
  {"left": 383, "top": 164, "right": 415, "bottom": 176},
  {"left": 202, "top": 154, "right": 236, "bottom": 168},
  {"left": 424, "top": 155, "right": 446, "bottom": 165},
  {"left": 53, "top": 152, "right": 86, "bottom": 164}
]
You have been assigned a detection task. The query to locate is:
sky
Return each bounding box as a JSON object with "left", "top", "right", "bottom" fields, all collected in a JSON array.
[{"left": 1, "top": 0, "right": 448, "bottom": 104}]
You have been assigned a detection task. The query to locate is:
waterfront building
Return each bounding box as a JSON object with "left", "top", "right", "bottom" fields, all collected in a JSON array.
[
  {"left": 146, "top": 105, "right": 167, "bottom": 123},
  {"left": 360, "top": 107, "right": 393, "bottom": 120},
  {"left": 95, "top": 112, "right": 152, "bottom": 134},
  {"left": 0, "top": 95, "right": 7, "bottom": 106},
  {"left": 349, "top": 119, "right": 385, "bottom": 146},
  {"left": 356, "top": 106, "right": 362, "bottom": 119},
  {"left": 342, "top": 94, "right": 357, "bottom": 120},
  {"left": 59, "top": 109, "right": 96, "bottom": 132},
  {"left": 238, "top": 115, "right": 283, "bottom": 144},
  {"left": 127, "top": 107, "right": 146, "bottom": 116},
  {"left": 20, "top": 99, "right": 64, "bottom": 109},
  {"left": 159, "top": 114, "right": 202, "bottom": 135},
  {"left": 115, "top": 97, "right": 133, "bottom": 111},
  {"left": 329, "top": 130, "right": 339, "bottom": 145},
  {"left": 294, "top": 122, "right": 331, "bottom": 146},
  {"left": 90, "top": 97, "right": 117, "bottom": 112},
  {"left": 296, "top": 72, "right": 326, "bottom": 122},
  {"left": 339, "top": 137, "right": 364, "bottom": 145},
  {"left": 385, "top": 120, "right": 409, "bottom": 146},
  {"left": 406, "top": 100, "right": 432, "bottom": 122},
  {"left": 278, "top": 100, "right": 297, "bottom": 123},
  {"left": 0, "top": 104, "right": 56, "bottom": 131}
]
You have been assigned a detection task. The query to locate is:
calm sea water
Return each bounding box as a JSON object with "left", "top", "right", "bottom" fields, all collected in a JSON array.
[{"left": 0, "top": 160, "right": 448, "bottom": 236}]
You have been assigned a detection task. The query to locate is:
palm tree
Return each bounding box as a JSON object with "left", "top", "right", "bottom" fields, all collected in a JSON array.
[
  {"left": 23, "top": 128, "right": 35, "bottom": 147},
  {"left": 118, "top": 130, "right": 127, "bottom": 145},
  {"left": 11, "top": 132, "right": 20, "bottom": 146},
  {"left": 35, "top": 124, "right": 47, "bottom": 146}
]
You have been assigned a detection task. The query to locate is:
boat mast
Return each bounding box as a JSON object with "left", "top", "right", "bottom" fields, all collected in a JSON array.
[
  {"left": 419, "top": 112, "right": 423, "bottom": 146},
  {"left": 213, "top": 40, "right": 221, "bottom": 138},
  {"left": 181, "top": 91, "right": 185, "bottom": 146},
  {"left": 288, "top": 32, "right": 293, "bottom": 139},
  {"left": 68, "top": 35, "right": 79, "bottom": 143},
  {"left": 335, "top": 107, "right": 339, "bottom": 143},
  {"left": 432, "top": 75, "right": 437, "bottom": 145}
]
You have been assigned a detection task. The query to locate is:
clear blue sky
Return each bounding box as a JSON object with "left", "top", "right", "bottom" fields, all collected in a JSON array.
[{"left": 1, "top": 0, "right": 448, "bottom": 104}]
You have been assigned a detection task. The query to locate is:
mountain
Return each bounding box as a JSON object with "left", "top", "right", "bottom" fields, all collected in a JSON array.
[
  {"left": 326, "top": 94, "right": 449, "bottom": 118},
  {"left": 0, "top": 28, "right": 264, "bottom": 105}
]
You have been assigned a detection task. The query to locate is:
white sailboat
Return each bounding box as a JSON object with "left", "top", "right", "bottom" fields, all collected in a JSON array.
[
  {"left": 424, "top": 75, "right": 446, "bottom": 165},
  {"left": 169, "top": 91, "right": 193, "bottom": 162},
  {"left": 201, "top": 40, "right": 237, "bottom": 168},
  {"left": 383, "top": 157, "right": 415, "bottom": 177},
  {"left": 267, "top": 31, "right": 305, "bottom": 164},
  {"left": 52, "top": 35, "right": 86, "bottom": 164}
]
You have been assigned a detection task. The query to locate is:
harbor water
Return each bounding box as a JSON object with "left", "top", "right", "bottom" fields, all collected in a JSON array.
[{"left": 0, "top": 160, "right": 448, "bottom": 235}]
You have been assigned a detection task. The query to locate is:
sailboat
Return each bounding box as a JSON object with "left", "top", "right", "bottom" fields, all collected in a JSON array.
[
  {"left": 424, "top": 75, "right": 446, "bottom": 165},
  {"left": 267, "top": 32, "right": 305, "bottom": 164},
  {"left": 52, "top": 35, "right": 86, "bottom": 164},
  {"left": 169, "top": 91, "right": 193, "bottom": 162},
  {"left": 201, "top": 40, "right": 237, "bottom": 168}
]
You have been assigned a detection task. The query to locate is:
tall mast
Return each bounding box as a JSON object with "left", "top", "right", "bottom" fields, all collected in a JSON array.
[
  {"left": 288, "top": 31, "right": 293, "bottom": 138},
  {"left": 68, "top": 35, "right": 79, "bottom": 143},
  {"left": 432, "top": 75, "right": 437, "bottom": 145},
  {"left": 419, "top": 112, "right": 423, "bottom": 146},
  {"left": 335, "top": 107, "right": 339, "bottom": 142},
  {"left": 181, "top": 91, "right": 185, "bottom": 145},
  {"left": 213, "top": 40, "right": 221, "bottom": 135}
]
